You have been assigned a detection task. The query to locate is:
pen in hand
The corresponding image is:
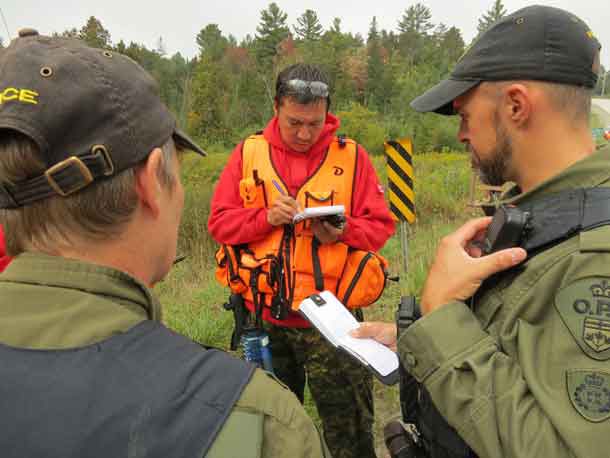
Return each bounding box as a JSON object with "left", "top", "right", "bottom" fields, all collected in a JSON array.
[
  {"left": 271, "top": 179, "right": 302, "bottom": 223},
  {"left": 272, "top": 179, "right": 287, "bottom": 196}
]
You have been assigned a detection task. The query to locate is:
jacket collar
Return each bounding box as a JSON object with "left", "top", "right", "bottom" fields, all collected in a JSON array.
[
  {"left": 0, "top": 252, "right": 162, "bottom": 321},
  {"left": 501, "top": 145, "right": 610, "bottom": 205}
]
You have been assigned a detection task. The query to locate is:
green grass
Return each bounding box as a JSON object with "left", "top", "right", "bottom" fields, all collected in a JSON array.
[{"left": 155, "top": 150, "right": 475, "bottom": 456}]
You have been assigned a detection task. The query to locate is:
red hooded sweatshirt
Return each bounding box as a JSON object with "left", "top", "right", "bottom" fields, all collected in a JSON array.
[{"left": 208, "top": 113, "right": 395, "bottom": 327}]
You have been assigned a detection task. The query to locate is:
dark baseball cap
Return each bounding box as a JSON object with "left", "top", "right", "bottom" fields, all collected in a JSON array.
[
  {"left": 0, "top": 29, "right": 206, "bottom": 209},
  {"left": 411, "top": 5, "right": 602, "bottom": 115}
]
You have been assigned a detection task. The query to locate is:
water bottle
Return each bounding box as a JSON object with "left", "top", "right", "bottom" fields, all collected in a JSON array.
[{"left": 241, "top": 329, "right": 274, "bottom": 374}]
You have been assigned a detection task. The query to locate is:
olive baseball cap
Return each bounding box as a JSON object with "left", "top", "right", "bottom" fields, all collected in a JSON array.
[
  {"left": 0, "top": 29, "right": 206, "bottom": 209},
  {"left": 411, "top": 5, "right": 601, "bottom": 115}
]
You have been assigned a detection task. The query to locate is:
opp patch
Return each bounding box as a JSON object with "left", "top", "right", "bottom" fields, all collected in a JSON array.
[
  {"left": 555, "top": 277, "right": 610, "bottom": 361},
  {"left": 566, "top": 370, "right": 610, "bottom": 422}
]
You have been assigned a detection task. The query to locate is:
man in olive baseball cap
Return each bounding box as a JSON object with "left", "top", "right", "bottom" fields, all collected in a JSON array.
[
  {"left": 412, "top": 5, "right": 601, "bottom": 114},
  {"left": 0, "top": 31, "right": 330, "bottom": 458},
  {"left": 355, "top": 6, "right": 610, "bottom": 458},
  {"left": 0, "top": 28, "right": 206, "bottom": 209}
]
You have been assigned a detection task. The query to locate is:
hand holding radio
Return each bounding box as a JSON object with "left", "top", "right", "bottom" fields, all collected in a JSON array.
[{"left": 420, "top": 217, "right": 527, "bottom": 315}]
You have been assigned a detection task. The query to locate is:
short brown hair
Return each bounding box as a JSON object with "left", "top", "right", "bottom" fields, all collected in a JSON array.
[
  {"left": 0, "top": 131, "right": 178, "bottom": 256},
  {"left": 538, "top": 81, "right": 592, "bottom": 124},
  {"left": 489, "top": 80, "right": 592, "bottom": 124}
]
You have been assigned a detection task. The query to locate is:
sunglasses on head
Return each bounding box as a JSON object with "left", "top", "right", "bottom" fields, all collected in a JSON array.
[{"left": 283, "top": 79, "right": 329, "bottom": 98}]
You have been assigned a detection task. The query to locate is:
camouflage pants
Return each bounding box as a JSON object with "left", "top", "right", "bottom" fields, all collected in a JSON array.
[{"left": 264, "top": 322, "right": 377, "bottom": 458}]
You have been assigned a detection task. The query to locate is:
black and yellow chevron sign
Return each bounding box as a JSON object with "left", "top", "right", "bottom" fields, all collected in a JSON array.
[{"left": 385, "top": 138, "right": 415, "bottom": 223}]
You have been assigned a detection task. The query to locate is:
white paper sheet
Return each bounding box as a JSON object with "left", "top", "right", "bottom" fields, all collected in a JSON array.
[
  {"left": 292, "top": 205, "right": 345, "bottom": 224},
  {"left": 299, "top": 291, "right": 399, "bottom": 377}
]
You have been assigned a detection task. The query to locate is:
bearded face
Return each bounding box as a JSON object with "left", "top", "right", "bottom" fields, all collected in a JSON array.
[{"left": 469, "top": 110, "right": 514, "bottom": 186}]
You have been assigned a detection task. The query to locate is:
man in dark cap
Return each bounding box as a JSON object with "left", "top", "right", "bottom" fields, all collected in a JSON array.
[
  {"left": 0, "top": 29, "right": 329, "bottom": 457},
  {"left": 354, "top": 5, "right": 609, "bottom": 457}
]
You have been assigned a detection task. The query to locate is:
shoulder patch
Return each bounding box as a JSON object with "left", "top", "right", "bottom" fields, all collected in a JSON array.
[
  {"left": 566, "top": 369, "right": 610, "bottom": 422},
  {"left": 555, "top": 277, "right": 610, "bottom": 360}
]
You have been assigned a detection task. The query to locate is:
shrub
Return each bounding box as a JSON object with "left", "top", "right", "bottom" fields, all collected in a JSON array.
[{"left": 336, "top": 102, "right": 388, "bottom": 155}]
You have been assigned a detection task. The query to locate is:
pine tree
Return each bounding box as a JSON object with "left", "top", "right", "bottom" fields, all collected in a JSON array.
[
  {"left": 380, "top": 30, "right": 399, "bottom": 54},
  {"left": 255, "top": 2, "right": 290, "bottom": 61},
  {"left": 477, "top": 0, "right": 507, "bottom": 35},
  {"left": 319, "top": 18, "right": 355, "bottom": 108},
  {"left": 397, "top": 3, "right": 433, "bottom": 35},
  {"left": 78, "top": 16, "right": 111, "bottom": 49},
  {"left": 330, "top": 17, "right": 342, "bottom": 35},
  {"left": 114, "top": 39, "right": 126, "bottom": 54},
  {"left": 367, "top": 16, "right": 379, "bottom": 44},
  {"left": 294, "top": 9, "right": 323, "bottom": 41},
  {"left": 397, "top": 4, "right": 434, "bottom": 66},
  {"left": 366, "top": 17, "right": 384, "bottom": 110},
  {"left": 441, "top": 27, "right": 465, "bottom": 63},
  {"left": 196, "top": 24, "right": 228, "bottom": 61},
  {"left": 433, "top": 23, "right": 448, "bottom": 39},
  {"left": 239, "top": 34, "right": 255, "bottom": 49},
  {"left": 189, "top": 55, "right": 229, "bottom": 141}
]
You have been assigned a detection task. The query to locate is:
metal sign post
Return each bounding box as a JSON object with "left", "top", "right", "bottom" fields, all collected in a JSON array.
[{"left": 385, "top": 138, "right": 415, "bottom": 277}]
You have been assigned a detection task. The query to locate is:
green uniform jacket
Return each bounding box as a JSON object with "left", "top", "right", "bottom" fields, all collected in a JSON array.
[
  {"left": 398, "top": 145, "right": 610, "bottom": 458},
  {"left": 0, "top": 253, "right": 330, "bottom": 458}
]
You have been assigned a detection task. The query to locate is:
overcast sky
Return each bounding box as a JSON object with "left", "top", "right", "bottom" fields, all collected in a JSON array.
[{"left": 2, "top": 1, "right": 609, "bottom": 68}]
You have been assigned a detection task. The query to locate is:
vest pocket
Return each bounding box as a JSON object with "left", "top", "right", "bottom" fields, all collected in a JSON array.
[
  {"left": 293, "top": 234, "right": 349, "bottom": 280},
  {"left": 336, "top": 249, "right": 388, "bottom": 308},
  {"left": 215, "top": 246, "right": 277, "bottom": 296},
  {"left": 290, "top": 236, "right": 349, "bottom": 310},
  {"left": 239, "top": 170, "right": 267, "bottom": 209},
  {"left": 215, "top": 245, "right": 248, "bottom": 294},
  {"left": 238, "top": 252, "right": 277, "bottom": 295},
  {"left": 305, "top": 190, "right": 334, "bottom": 206}
]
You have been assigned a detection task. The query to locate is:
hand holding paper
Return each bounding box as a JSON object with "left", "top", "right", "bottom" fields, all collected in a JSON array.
[
  {"left": 349, "top": 322, "right": 398, "bottom": 352},
  {"left": 299, "top": 291, "right": 399, "bottom": 385}
]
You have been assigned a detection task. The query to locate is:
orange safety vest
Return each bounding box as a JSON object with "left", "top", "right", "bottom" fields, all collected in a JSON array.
[{"left": 215, "top": 134, "right": 388, "bottom": 320}]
